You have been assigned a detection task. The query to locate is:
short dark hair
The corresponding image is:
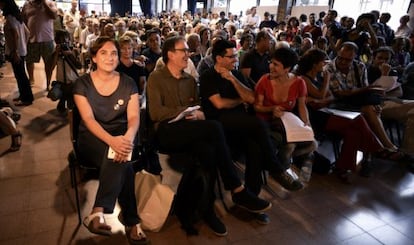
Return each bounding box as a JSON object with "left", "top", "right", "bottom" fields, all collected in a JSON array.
[
  {"left": 373, "top": 46, "right": 394, "bottom": 58},
  {"left": 297, "top": 48, "right": 328, "bottom": 75},
  {"left": 340, "top": 41, "right": 359, "bottom": 53},
  {"left": 162, "top": 36, "right": 186, "bottom": 64},
  {"left": 212, "top": 39, "right": 236, "bottom": 63},
  {"left": 270, "top": 47, "right": 298, "bottom": 70},
  {"left": 89, "top": 36, "right": 119, "bottom": 70},
  {"left": 255, "top": 30, "right": 270, "bottom": 43},
  {"left": 240, "top": 33, "right": 253, "bottom": 46}
]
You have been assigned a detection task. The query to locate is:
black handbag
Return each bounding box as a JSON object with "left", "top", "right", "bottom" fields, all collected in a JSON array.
[
  {"left": 331, "top": 90, "right": 384, "bottom": 111},
  {"left": 47, "top": 81, "right": 63, "bottom": 101}
]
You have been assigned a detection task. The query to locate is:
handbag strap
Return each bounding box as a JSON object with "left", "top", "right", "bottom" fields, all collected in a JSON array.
[
  {"left": 62, "top": 54, "right": 79, "bottom": 79},
  {"left": 62, "top": 55, "right": 67, "bottom": 84}
]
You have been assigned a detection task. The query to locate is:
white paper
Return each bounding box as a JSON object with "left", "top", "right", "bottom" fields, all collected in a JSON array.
[
  {"left": 372, "top": 76, "right": 401, "bottom": 92},
  {"left": 168, "top": 105, "right": 201, "bottom": 123},
  {"left": 280, "top": 112, "right": 315, "bottom": 143},
  {"left": 319, "top": 108, "right": 360, "bottom": 120}
]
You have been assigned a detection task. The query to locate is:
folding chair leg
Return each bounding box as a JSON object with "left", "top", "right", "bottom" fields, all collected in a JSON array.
[{"left": 69, "top": 152, "right": 82, "bottom": 224}]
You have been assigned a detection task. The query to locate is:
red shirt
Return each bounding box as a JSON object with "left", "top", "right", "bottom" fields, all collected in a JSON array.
[{"left": 255, "top": 74, "right": 307, "bottom": 121}]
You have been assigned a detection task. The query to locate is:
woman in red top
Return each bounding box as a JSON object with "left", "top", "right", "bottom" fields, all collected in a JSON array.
[{"left": 255, "top": 47, "right": 317, "bottom": 183}]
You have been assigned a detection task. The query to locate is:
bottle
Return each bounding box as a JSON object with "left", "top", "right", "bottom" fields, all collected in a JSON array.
[{"left": 300, "top": 162, "right": 313, "bottom": 183}]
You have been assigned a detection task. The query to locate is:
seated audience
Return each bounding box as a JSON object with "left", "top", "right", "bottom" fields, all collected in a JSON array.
[
  {"left": 297, "top": 48, "right": 385, "bottom": 182},
  {"left": 325, "top": 42, "right": 413, "bottom": 170},
  {"left": 147, "top": 36, "right": 271, "bottom": 236},
  {"left": 367, "top": 46, "right": 414, "bottom": 155},
  {"left": 200, "top": 40, "right": 305, "bottom": 223}
]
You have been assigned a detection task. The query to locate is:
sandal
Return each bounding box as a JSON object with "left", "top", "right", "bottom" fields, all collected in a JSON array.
[
  {"left": 377, "top": 149, "right": 413, "bottom": 162},
  {"left": 83, "top": 212, "right": 112, "bottom": 236},
  {"left": 125, "top": 223, "right": 149, "bottom": 245},
  {"left": 10, "top": 132, "right": 22, "bottom": 152}
]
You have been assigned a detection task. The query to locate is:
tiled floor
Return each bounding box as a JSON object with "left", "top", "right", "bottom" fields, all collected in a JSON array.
[{"left": 1, "top": 61, "right": 414, "bottom": 245}]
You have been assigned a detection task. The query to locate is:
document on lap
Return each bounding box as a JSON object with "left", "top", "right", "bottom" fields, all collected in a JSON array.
[
  {"left": 281, "top": 112, "right": 315, "bottom": 143},
  {"left": 319, "top": 108, "right": 360, "bottom": 120},
  {"left": 168, "top": 105, "right": 201, "bottom": 123},
  {"left": 372, "top": 76, "right": 401, "bottom": 92}
]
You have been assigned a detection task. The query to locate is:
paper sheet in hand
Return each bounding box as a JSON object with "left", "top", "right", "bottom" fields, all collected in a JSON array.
[
  {"left": 280, "top": 112, "right": 315, "bottom": 143},
  {"left": 168, "top": 105, "right": 201, "bottom": 123},
  {"left": 107, "top": 146, "right": 132, "bottom": 161}
]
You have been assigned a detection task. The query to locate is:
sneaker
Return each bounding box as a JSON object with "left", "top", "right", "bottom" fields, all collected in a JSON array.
[
  {"left": 359, "top": 160, "right": 373, "bottom": 177},
  {"left": 232, "top": 188, "right": 272, "bottom": 213},
  {"left": 255, "top": 212, "right": 270, "bottom": 225},
  {"left": 271, "top": 170, "right": 304, "bottom": 191},
  {"left": 204, "top": 213, "right": 227, "bottom": 236}
]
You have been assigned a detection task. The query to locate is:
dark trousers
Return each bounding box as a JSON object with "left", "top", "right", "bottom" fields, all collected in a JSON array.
[
  {"left": 78, "top": 130, "right": 139, "bottom": 226},
  {"left": 218, "top": 112, "right": 283, "bottom": 195},
  {"left": 157, "top": 119, "right": 241, "bottom": 191},
  {"left": 10, "top": 56, "right": 33, "bottom": 103},
  {"left": 57, "top": 83, "right": 74, "bottom": 110}
]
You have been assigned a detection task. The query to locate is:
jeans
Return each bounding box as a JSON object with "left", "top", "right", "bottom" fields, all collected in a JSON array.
[{"left": 10, "top": 56, "right": 33, "bottom": 103}]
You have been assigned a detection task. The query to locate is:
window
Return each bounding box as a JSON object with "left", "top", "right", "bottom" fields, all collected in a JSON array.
[
  {"left": 229, "top": 0, "right": 256, "bottom": 17},
  {"left": 214, "top": 0, "right": 227, "bottom": 8},
  {"left": 333, "top": 0, "right": 410, "bottom": 30},
  {"left": 261, "top": 0, "right": 278, "bottom": 6},
  {"left": 295, "top": 0, "right": 330, "bottom": 6}
]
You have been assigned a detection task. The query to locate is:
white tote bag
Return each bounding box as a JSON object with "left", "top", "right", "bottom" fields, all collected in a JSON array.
[{"left": 134, "top": 170, "right": 175, "bottom": 232}]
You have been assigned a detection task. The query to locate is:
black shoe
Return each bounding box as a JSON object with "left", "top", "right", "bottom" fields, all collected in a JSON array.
[
  {"left": 14, "top": 100, "right": 32, "bottom": 106},
  {"left": 232, "top": 188, "right": 272, "bottom": 213},
  {"left": 359, "top": 160, "right": 373, "bottom": 177},
  {"left": 271, "top": 171, "right": 304, "bottom": 191},
  {"left": 204, "top": 213, "right": 227, "bottom": 236},
  {"left": 255, "top": 212, "right": 270, "bottom": 225}
]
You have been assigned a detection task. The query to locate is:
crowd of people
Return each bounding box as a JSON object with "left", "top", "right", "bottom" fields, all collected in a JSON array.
[{"left": 1, "top": 0, "right": 414, "bottom": 242}]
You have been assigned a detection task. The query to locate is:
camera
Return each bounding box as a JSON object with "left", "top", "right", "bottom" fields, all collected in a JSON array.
[{"left": 60, "top": 43, "right": 70, "bottom": 51}]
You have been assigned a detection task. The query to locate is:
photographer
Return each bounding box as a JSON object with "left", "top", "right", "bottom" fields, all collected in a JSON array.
[
  {"left": 50, "top": 29, "right": 81, "bottom": 114},
  {"left": 334, "top": 13, "right": 379, "bottom": 63}
]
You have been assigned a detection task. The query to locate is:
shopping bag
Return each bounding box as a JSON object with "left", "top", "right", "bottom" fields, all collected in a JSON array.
[{"left": 134, "top": 170, "right": 175, "bottom": 232}]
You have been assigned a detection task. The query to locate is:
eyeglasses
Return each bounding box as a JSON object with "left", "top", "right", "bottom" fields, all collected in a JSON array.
[
  {"left": 337, "top": 56, "right": 353, "bottom": 63},
  {"left": 174, "top": 48, "right": 190, "bottom": 54},
  {"left": 223, "top": 54, "right": 237, "bottom": 59}
]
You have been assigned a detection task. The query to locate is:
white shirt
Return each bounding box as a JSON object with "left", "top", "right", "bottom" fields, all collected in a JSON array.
[
  {"left": 22, "top": 0, "right": 56, "bottom": 43},
  {"left": 64, "top": 10, "right": 80, "bottom": 34},
  {"left": 244, "top": 14, "right": 261, "bottom": 28},
  {"left": 4, "top": 16, "right": 27, "bottom": 56}
]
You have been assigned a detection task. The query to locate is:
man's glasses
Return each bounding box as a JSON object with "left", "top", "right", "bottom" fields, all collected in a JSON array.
[
  {"left": 174, "top": 48, "right": 190, "bottom": 54},
  {"left": 337, "top": 56, "right": 353, "bottom": 63},
  {"left": 223, "top": 54, "right": 237, "bottom": 59}
]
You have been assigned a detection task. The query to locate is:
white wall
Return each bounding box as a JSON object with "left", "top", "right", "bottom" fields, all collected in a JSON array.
[{"left": 291, "top": 5, "right": 329, "bottom": 19}]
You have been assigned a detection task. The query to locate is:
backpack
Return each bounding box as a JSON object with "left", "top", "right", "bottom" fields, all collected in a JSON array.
[{"left": 173, "top": 164, "right": 216, "bottom": 235}]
